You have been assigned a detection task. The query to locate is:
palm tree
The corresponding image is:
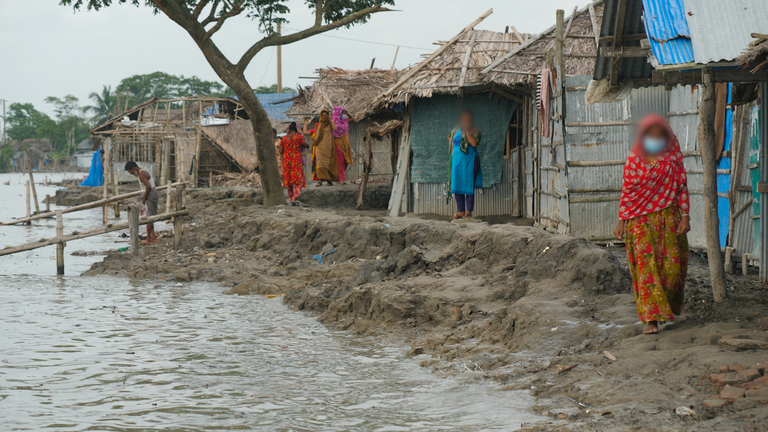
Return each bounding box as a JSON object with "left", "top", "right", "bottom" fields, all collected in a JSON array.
[{"left": 83, "top": 85, "right": 116, "bottom": 125}]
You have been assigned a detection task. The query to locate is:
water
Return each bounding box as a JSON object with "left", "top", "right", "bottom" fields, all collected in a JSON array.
[{"left": 0, "top": 173, "right": 539, "bottom": 431}]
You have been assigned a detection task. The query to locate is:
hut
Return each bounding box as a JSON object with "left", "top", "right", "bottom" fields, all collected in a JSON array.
[
  {"left": 379, "top": 4, "right": 616, "bottom": 223},
  {"left": 287, "top": 68, "right": 404, "bottom": 183},
  {"left": 592, "top": 0, "right": 768, "bottom": 283},
  {"left": 89, "top": 96, "right": 283, "bottom": 187}
]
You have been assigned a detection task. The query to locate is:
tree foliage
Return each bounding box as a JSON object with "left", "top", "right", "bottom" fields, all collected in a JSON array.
[{"left": 254, "top": 84, "right": 296, "bottom": 94}]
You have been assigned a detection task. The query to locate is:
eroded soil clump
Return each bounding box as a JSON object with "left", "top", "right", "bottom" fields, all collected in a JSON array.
[{"left": 81, "top": 185, "right": 768, "bottom": 431}]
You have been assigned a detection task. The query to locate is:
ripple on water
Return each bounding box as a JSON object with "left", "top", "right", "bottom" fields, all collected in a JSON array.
[{"left": 0, "top": 275, "right": 539, "bottom": 431}]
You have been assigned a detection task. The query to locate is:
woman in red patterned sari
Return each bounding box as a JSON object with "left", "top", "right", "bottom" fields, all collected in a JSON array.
[
  {"left": 614, "top": 114, "right": 691, "bottom": 335},
  {"left": 279, "top": 122, "right": 309, "bottom": 205}
]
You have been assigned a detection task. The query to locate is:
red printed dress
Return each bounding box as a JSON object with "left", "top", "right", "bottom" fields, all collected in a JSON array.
[{"left": 280, "top": 134, "right": 306, "bottom": 188}]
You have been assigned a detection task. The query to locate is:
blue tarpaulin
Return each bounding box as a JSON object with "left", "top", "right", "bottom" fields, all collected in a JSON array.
[{"left": 80, "top": 151, "right": 104, "bottom": 187}]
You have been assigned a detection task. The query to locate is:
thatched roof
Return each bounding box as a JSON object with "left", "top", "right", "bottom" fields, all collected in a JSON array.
[
  {"left": 378, "top": 2, "right": 603, "bottom": 104},
  {"left": 368, "top": 119, "right": 403, "bottom": 138},
  {"left": 737, "top": 37, "right": 768, "bottom": 72},
  {"left": 200, "top": 120, "right": 259, "bottom": 172},
  {"left": 287, "top": 68, "right": 404, "bottom": 122}
]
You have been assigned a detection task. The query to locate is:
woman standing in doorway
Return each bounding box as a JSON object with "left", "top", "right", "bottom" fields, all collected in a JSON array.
[
  {"left": 333, "top": 107, "right": 354, "bottom": 185},
  {"left": 448, "top": 110, "right": 483, "bottom": 219},
  {"left": 614, "top": 114, "right": 691, "bottom": 335},
  {"left": 279, "top": 122, "right": 309, "bottom": 205}
]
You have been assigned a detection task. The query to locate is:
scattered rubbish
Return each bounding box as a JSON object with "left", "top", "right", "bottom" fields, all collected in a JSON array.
[
  {"left": 569, "top": 397, "right": 590, "bottom": 408},
  {"left": 208, "top": 257, "right": 215, "bottom": 264},
  {"left": 603, "top": 351, "right": 617, "bottom": 361},
  {"left": 117, "top": 247, "right": 129, "bottom": 252},
  {"left": 277, "top": 209, "right": 285, "bottom": 214},
  {"left": 596, "top": 370, "right": 605, "bottom": 377},
  {"left": 266, "top": 294, "right": 284, "bottom": 298},
  {"left": 384, "top": 223, "right": 390, "bottom": 228},
  {"left": 312, "top": 248, "right": 337, "bottom": 265},
  {"left": 555, "top": 364, "right": 578, "bottom": 374},
  {"left": 550, "top": 326, "right": 558, "bottom": 331},
  {"left": 601, "top": 411, "right": 613, "bottom": 418},
  {"left": 674, "top": 407, "right": 696, "bottom": 417},
  {"left": 452, "top": 308, "right": 462, "bottom": 321},
  {"left": 376, "top": 254, "right": 382, "bottom": 260},
  {"left": 176, "top": 283, "right": 183, "bottom": 287},
  {"left": 541, "top": 246, "right": 550, "bottom": 254}
]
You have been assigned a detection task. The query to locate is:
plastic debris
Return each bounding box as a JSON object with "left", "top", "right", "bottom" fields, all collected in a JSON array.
[
  {"left": 312, "top": 247, "right": 337, "bottom": 265},
  {"left": 541, "top": 246, "right": 551, "bottom": 254},
  {"left": 277, "top": 209, "right": 285, "bottom": 214},
  {"left": 674, "top": 407, "right": 696, "bottom": 417},
  {"left": 603, "top": 351, "right": 617, "bottom": 361},
  {"left": 569, "top": 397, "right": 590, "bottom": 408},
  {"left": 384, "top": 223, "right": 391, "bottom": 228}
]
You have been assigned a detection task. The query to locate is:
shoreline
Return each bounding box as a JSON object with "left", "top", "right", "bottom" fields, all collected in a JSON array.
[{"left": 69, "top": 185, "right": 768, "bottom": 431}]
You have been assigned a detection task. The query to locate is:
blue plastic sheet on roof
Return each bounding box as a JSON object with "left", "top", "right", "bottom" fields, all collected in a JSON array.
[
  {"left": 231, "top": 93, "right": 298, "bottom": 122},
  {"left": 642, "top": 0, "right": 695, "bottom": 65},
  {"left": 79, "top": 151, "right": 104, "bottom": 187}
]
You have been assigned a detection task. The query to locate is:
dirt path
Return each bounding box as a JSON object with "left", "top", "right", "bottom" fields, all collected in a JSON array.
[{"left": 76, "top": 186, "right": 768, "bottom": 431}]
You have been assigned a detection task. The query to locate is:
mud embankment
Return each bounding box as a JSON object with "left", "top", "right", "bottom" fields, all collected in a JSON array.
[{"left": 78, "top": 187, "right": 768, "bottom": 431}]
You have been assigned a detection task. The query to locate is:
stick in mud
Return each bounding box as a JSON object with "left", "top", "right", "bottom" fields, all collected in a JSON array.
[
  {"left": 56, "top": 210, "right": 64, "bottom": 275},
  {"left": 25, "top": 180, "right": 31, "bottom": 225},
  {"left": 174, "top": 187, "right": 183, "bottom": 248},
  {"left": 129, "top": 206, "right": 139, "bottom": 256}
]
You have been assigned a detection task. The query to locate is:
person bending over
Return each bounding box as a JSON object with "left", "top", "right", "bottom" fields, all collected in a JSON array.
[{"left": 125, "top": 161, "right": 159, "bottom": 244}]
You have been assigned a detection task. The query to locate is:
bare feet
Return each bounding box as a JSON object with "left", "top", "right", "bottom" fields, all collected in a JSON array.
[
  {"left": 315, "top": 182, "right": 323, "bottom": 187},
  {"left": 326, "top": 181, "right": 334, "bottom": 186},
  {"left": 450, "top": 212, "right": 466, "bottom": 220},
  {"left": 644, "top": 321, "right": 659, "bottom": 334}
]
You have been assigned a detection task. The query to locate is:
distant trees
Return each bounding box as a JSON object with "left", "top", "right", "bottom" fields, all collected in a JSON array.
[
  {"left": 6, "top": 98, "right": 89, "bottom": 155},
  {"left": 84, "top": 85, "right": 117, "bottom": 125},
  {"left": 254, "top": 84, "right": 296, "bottom": 94}
]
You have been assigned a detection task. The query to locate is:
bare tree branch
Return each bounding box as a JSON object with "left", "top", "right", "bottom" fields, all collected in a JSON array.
[
  {"left": 315, "top": 0, "right": 324, "bottom": 27},
  {"left": 201, "top": 0, "right": 222, "bottom": 27},
  {"left": 191, "top": 0, "right": 210, "bottom": 20},
  {"left": 206, "top": 2, "right": 245, "bottom": 36},
  {"left": 235, "top": 4, "right": 390, "bottom": 75}
]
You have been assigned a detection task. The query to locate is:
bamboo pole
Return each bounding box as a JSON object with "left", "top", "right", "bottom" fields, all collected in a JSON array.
[
  {"left": 129, "top": 205, "right": 140, "bottom": 256},
  {"left": 174, "top": 187, "right": 183, "bottom": 249},
  {"left": 699, "top": 70, "right": 728, "bottom": 302},
  {"left": 103, "top": 141, "right": 110, "bottom": 224},
  {"left": 45, "top": 195, "right": 50, "bottom": 213},
  {"left": 195, "top": 102, "right": 203, "bottom": 186},
  {"left": 56, "top": 210, "right": 64, "bottom": 275},
  {"left": 25, "top": 180, "right": 31, "bottom": 225},
  {"left": 112, "top": 167, "right": 120, "bottom": 218},
  {"left": 24, "top": 149, "right": 40, "bottom": 214},
  {"left": 0, "top": 210, "right": 189, "bottom": 256},
  {"left": 1, "top": 181, "right": 188, "bottom": 226},
  {"left": 209, "top": 171, "right": 213, "bottom": 188},
  {"left": 165, "top": 181, "right": 172, "bottom": 214}
]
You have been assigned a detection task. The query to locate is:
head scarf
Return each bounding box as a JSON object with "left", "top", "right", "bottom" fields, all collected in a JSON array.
[
  {"left": 332, "top": 106, "right": 349, "bottom": 138},
  {"left": 619, "top": 114, "right": 690, "bottom": 220},
  {"left": 319, "top": 109, "right": 330, "bottom": 123}
]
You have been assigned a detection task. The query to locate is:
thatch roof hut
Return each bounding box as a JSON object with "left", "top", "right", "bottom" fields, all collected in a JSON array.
[
  {"left": 377, "top": 2, "right": 603, "bottom": 105},
  {"left": 288, "top": 68, "right": 404, "bottom": 122},
  {"left": 737, "top": 37, "right": 768, "bottom": 72},
  {"left": 200, "top": 120, "right": 259, "bottom": 172}
]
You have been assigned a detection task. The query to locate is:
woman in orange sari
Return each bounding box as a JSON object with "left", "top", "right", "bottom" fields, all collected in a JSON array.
[
  {"left": 305, "top": 109, "right": 338, "bottom": 186},
  {"left": 614, "top": 114, "right": 691, "bottom": 335}
]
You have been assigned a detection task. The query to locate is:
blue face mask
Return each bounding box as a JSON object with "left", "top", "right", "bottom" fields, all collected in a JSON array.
[
  {"left": 642, "top": 136, "right": 667, "bottom": 155},
  {"left": 341, "top": 114, "right": 348, "bottom": 120}
]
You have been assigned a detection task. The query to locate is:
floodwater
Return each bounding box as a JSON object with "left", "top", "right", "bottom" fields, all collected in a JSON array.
[{"left": 0, "top": 173, "right": 540, "bottom": 431}]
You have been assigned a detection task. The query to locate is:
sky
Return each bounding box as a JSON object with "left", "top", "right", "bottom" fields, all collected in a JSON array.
[{"left": 0, "top": 0, "right": 592, "bottom": 118}]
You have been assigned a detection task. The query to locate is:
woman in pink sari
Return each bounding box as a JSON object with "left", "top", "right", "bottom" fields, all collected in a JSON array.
[{"left": 332, "top": 107, "right": 354, "bottom": 184}]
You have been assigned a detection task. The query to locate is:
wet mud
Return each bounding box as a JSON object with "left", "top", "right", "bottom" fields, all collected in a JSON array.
[{"left": 76, "top": 185, "right": 768, "bottom": 431}]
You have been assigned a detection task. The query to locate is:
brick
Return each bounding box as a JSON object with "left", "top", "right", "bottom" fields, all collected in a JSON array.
[
  {"left": 740, "top": 368, "right": 761, "bottom": 381},
  {"left": 758, "top": 317, "right": 768, "bottom": 331},
  {"left": 718, "top": 364, "right": 730, "bottom": 373},
  {"left": 720, "top": 385, "right": 746, "bottom": 401},
  {"left": 717, "top": 372, "right": 749, "bottom": 390},
  {"left": 719, "top": 338, "right": 768, "bottom": 351},
  {"left": 703, "top": 399, "right": 728, "bottom": 408},
  {"left": 729, "top": 362, "right": 747, "bottom": 371},
  {"left": 745, "top": 388, "right": 768, "bottom": 399}
]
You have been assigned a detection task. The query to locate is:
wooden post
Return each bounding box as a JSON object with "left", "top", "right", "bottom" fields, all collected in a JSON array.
[
  {"left": 24, "top": 149, "right": 40, "bottom": 214},
  {"left": 276, "top": 22, "right": 283, "bottom": 94},
  {"left": 195, "top": 102, "right": 203, "bottom": 187},
  {"left": 174, "top": 187, "right": 183, "bottom": 248},
  {"left": 357, "top": 132, "right": 373, "bottom": 210},
  {"left": 102, "top": 148, "right": 109, "bottom": 225},
  {"left": 725, "top": 246, "right": 735, "bottom": 274},
  {"left": 742, "top": 253, "right": 749, "bottom": 276},
  {"left": 129, "top": 205, "right": 140, "bottom": 257},
  {"left": 56, "top": 209, "right": 64, "bottom": 275},
  {"left": 25, "top": 180, "right": 31, "bottom": 225},
  {"left": 165, "top": 181, "right": 173, "bottom": 214},
  {"left": 181, "top": 184, "right": 187, "bottom": 210},
  {"left": 209, "top": 171, "right": 214, "bottom": 188},
  {"left": 699, "top": 70, "right": 728, "bottom": 302},
  {"left": 112, "top": 168, "right": 120, "bottom": 218},
  {"left": 45, "top": 194, "right": 50, "bottom": 213}
]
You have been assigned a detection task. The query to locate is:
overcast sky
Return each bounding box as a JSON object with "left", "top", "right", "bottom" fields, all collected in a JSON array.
[{"left": 0, "top": 0, "right": 591, "bottom": 117}]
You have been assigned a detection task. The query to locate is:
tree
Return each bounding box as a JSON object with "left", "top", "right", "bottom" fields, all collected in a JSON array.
[
  {"left": 255, "top": 84, "right": 296, "bottom": 94},
  {"left": 116, "top": 71, "right": 226, "bottom": 106},
  {"left": 45, "top": 95, "right": 89, "bottom": 155},
  {"left": 61, "top": 0, "right": 395, "bottom": 206},
  {"left": 5, "top": 103, "right": 57, "bottom": 142},
  {"left": 84, "top": 85, "right": 117, "bottom": 125},
  {"left": 0, "top": 144, "right": 15, "bottom": 172}
]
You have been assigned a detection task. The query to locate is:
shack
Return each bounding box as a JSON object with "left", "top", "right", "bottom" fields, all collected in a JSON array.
[
  {"left": 89, "top": 96, "right": 287, "bottom": 187},
  {"left": 380, "top": 4, "right": 613, "bottom": 221},
  {"left": 287, "top": 68, "right": 403, "bottom": 183},
  {"left": 593, "top": 0, "right": 768, "bottom": 282}
]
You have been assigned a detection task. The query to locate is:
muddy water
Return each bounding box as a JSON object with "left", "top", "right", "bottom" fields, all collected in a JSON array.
[{"left": 0, "top": 173, "right": 540, "bottom": 431}]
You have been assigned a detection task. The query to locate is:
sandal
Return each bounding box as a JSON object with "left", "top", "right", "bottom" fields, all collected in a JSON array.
[
  {"left": 450, "top": 212, "right": 465, "bottom": 220},
  {"left": 315, "top": 182, "right": 323, "bottom": 187},
  {"left": 326, "top": 181, "right": 334, "bottom": 186},
  {"left": 463, "top": 212, "right": 472, "bottom": 218}
]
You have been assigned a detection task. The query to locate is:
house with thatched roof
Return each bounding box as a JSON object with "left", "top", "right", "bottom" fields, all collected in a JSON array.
[
  {"left": 90, "top": 96, "right": 267, "bottom": 186},
  {"left": 286, "top": 68, "right": 405, "bottom": 183}
]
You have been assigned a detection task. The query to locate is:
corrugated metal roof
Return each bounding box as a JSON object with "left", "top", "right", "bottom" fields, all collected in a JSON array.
[
  {"left": 593, "top": 0, "right": 654, "bottom": 82},
  {"left": 255, "top": 93, "right": 298, "bottom": 122},
  {"left": 683, "top": 0, "right": 768, "bottom": 64},
  {"left": 642, "top": 0, "right": 694, "bottom": 65}
]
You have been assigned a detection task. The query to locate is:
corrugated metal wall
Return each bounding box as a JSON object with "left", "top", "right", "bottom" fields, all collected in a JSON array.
[
  {"left": 411, "top": 161, "right": 513, "bottom": 217},
  {"left": 668, "top": 84, "right": 707, "bottom": 250},
  {"left": 564, "top": 76, "right": 669, "bottom": 240},
  {"left": 538, "top": 67, "right": 570, "bottom": 234}
]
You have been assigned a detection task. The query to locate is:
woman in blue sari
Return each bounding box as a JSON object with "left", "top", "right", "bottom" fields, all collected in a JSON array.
[{"left": 448, "top": 110, "right": 483, "bottom": 219}]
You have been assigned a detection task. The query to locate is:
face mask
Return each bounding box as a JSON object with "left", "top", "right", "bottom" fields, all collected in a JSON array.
[
  {"left": 642, "top": 136, "right": 667, "bottom": 155},
  {"left": 341, "top": 114, "right": 347, "bottom": 120}
]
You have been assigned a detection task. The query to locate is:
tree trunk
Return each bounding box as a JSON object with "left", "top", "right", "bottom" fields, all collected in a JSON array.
[{"left": 699, "top": 70, "right": 728, "bottom": 302}]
